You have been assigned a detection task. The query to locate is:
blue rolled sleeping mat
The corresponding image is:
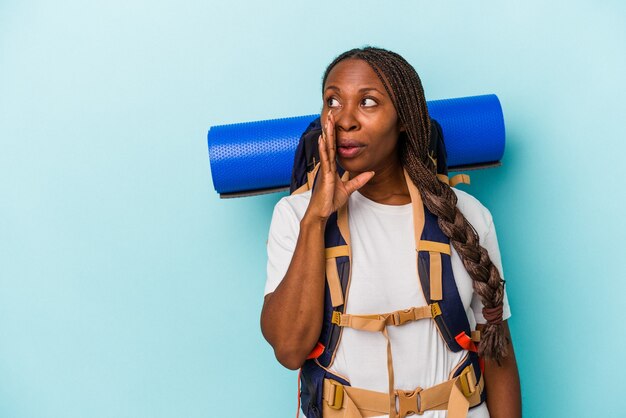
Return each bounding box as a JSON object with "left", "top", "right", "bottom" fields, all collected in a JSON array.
[{"left": 208, "top": 94, "right": 505, "bottom": 198}]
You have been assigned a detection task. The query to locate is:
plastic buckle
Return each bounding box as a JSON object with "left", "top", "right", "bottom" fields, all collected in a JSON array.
[
  {"left": 331, "top": 311, "right": 341, "bottom": 325},
  {"left": 396, "top": 387, "right": 423, "bottom": 417},
  {"left": 393, "top": 308, "right": 414, "bottom": 325},
  {"left": 327, "top": 380, "right": 344, "bottom": 410},
  {"left": 430, "top": 303, "right": 442, "bottom": 318},
  {"left": 459, "top": 366, "right": 477, "bottom": 398}
]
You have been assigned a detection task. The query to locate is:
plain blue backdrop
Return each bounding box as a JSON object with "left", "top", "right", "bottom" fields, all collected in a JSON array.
[{"left": 1, "top": 1, "right": 625, "bottom": 417}]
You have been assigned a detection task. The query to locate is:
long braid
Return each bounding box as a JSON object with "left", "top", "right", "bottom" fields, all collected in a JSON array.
[{"left": 323, "top": 47, "right": 508, "bottom": 361}]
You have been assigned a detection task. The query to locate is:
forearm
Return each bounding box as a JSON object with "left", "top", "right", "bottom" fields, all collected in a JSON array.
[
  {"left": 260, "top": 214, "right": 328, "bottom": 369},
  {"left": 482, "top": 321, "right": 522, "bottom": 418}
]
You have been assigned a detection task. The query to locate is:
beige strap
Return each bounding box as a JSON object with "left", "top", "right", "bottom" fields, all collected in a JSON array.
[
  {"left": 291, "top": 182, "right": 309, "bottom": 195},
  {"left": 403, "top": 170, "right": 425, "bottom": 289},
  {"left": 429, "top": 251, "right": 443, "bottom": 301},
  {"left": 418, "top": 240, "right": 451, "bottom": 255},
  {"left": 383, "top": 327, "right": 396, "bottom": 418},
  {"left": 435, "top": 173, "right": 471, "bottom": 187},
  {"left": 326, "top": 258, "right": 344, "bottom": 307},
  {"left": 325, "top": 246, "right": 349, "bottom": 307},
  {"left": 323, "top": 380, "right": 382, "bottom": 418},
  {"left": 307, "top": 162, "right": 321, "bottom": 189},
  {"left": 446, "top": 380, "right": 471, "bottom": 418},
  {"left": 291, "top": 162, "right": 321, "bottom": 195},
  {"left": 326, "top": 245, "right": 350, "bottom": 259},
  {"left": 322, "top": 365, "right": 483, "bottom": 418},
  {"left": 332, "top": 305, "right": 436, "bottom": 332},
  {"left": 449, "top": 174, "right": 470, "bottom": 187},
  {"left": 417, "top": 240, "right": 449, "bottom": 302}
]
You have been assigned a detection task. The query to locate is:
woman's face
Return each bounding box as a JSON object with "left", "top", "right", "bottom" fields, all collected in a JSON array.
[{"left": 322, "top": 58, "right": 404, "bottom": 174}]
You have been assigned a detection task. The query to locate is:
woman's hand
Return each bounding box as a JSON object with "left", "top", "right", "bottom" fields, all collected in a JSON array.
[{"left": 304, "top": 111, "right": 375, "bottom": 222}]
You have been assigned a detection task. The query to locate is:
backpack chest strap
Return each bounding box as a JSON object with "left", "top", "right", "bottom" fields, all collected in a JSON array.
[{"left": 331, "top": 303, "right": 442, "bottom": 332}]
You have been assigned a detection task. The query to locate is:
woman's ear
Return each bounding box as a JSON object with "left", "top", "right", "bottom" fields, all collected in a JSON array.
[{"left": 399, "top": 123, "right": 406, "bottom": 133}]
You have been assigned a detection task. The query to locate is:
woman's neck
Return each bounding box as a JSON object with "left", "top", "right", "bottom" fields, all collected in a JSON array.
[{"left": 351, "top": 162, "right": 410, "bottom": 205}]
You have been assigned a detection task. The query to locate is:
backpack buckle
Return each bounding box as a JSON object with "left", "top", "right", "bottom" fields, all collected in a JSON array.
[
  {"left": 430, "top": 303, "right": 442, "bottom": 318},
  {"left": 396, "top": 387, "right": 424, "bottom": 416},
  {"left": 392, "top": 308, "right": 415, "bottom": 326},
  {"left": 331, "top": 311, "right": 342, "bottom": 325},
  {"left": 326, "top": 380, "right": 344, "bottom": 410},
  {"left": 459, "top": 365, "right": 478, "bottom": 398}
]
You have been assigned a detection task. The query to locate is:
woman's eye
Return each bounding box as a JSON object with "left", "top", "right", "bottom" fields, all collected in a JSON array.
[
  {"left": 326, "top": 97, "right": 340, "bottom": 108},
  {"left": 361, "top": 98, "right": 377, "bottom": 107}
]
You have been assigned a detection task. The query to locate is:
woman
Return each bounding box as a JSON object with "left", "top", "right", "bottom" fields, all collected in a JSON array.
[{"left": 261, "top": 47, "right": 521, "bottom": 418}]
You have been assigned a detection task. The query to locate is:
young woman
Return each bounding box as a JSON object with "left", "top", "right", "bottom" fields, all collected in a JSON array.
[{"left": 261, "top": 47, "right": 521, "bottom": 418}]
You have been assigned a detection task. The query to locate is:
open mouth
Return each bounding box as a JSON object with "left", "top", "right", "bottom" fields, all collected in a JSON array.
[
  {"left": 337, "top": 145, "right": 365, "bottom": 158},
  {"left": 337, "top": 140, "right": 365, "bottom": 159}
]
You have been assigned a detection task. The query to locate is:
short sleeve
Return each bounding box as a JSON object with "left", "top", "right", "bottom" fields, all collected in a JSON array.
[
  {"left": 264, "top": 198, "right": 301, "bottom": 296},
  {"left": 470, "top": 218, "right": 512, "bottom": 323}
]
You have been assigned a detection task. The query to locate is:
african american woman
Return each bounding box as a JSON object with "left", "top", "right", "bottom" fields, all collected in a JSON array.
[{"left": 261, "top": 47, "right": 521, "bottom": 418}]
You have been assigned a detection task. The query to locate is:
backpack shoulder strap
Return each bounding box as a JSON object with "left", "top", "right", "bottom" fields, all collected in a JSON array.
[{"left": 404, "top": 170, "right": 472, "bottom": 352}]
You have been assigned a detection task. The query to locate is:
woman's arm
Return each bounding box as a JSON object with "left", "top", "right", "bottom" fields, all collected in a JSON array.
[
  {"left": 260, "top": 214, "right": 327, "bottom": 370},
  {"left": 479, "top": 321, "right": 522, "bottom": 418},
  {"left": 260, "top": 112, "right": 373, "bottom": 370}
]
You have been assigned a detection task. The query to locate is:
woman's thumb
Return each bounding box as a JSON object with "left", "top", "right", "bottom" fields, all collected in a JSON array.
[{"left": 344, "top": 171, "right": 375, "bottom": 195}]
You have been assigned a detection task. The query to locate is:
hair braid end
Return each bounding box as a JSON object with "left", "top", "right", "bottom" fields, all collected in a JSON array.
[{"left": 478, "top": 322, "right": 509, "bottom": 363}]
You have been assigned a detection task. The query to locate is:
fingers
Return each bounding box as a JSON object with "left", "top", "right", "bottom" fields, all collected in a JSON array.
[
  {"left": 318, "top": 132, "right": 330, "bottom": 174},
  {"left": 326, "top": 111, "right": 337, "bottom": 176},
  {"left": 344, "top": 171, "right": 375, "bottom": 195}
]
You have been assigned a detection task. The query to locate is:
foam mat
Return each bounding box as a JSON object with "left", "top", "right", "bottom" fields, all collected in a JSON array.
[{"left": 208, "top": 94, "right": 505, "bottom": 196}]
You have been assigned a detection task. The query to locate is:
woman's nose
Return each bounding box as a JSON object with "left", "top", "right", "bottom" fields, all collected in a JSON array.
[{"left": 334, "top": 108, "right": 359, "bottom": 132}]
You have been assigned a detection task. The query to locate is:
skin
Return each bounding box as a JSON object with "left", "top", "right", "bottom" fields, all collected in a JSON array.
[{"left": 260, "top": 58, "right": 521, "bottom": 418}]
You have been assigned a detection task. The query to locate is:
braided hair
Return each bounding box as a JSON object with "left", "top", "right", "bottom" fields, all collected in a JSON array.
[{"left": 322, "top": 47, "right": 508, "bottom": 361}]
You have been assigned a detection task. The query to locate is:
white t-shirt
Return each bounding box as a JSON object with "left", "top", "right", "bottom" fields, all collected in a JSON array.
[{"left": 265, "top": 188, "right": 511, "bottom": 418}]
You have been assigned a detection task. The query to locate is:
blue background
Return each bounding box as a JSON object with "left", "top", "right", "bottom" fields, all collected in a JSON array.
[{"left": 1, "top": 1, "right": 625, "bottom": 417}]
